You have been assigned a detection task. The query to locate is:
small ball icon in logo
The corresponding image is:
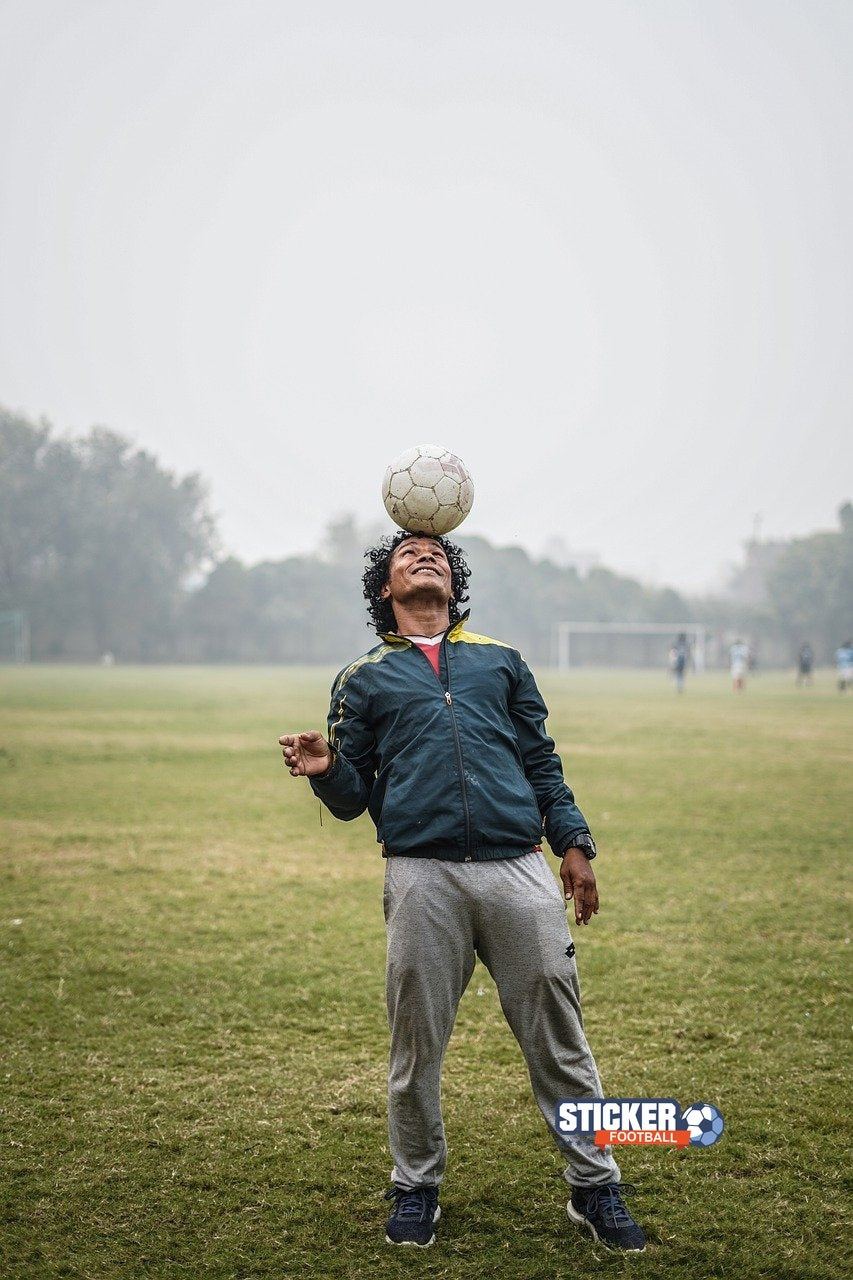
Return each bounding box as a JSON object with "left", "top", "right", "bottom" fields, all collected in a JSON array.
[{"left": 682, "top": 1102, "right": 725, "bottom": 1147}]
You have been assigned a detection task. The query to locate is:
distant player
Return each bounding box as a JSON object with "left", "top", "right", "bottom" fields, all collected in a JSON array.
[
  {"left": 278, "top": 531, "right": 647, "bottom": 1252},
  {"left": 836, "top": 640, "right": 853, "bottom": 692},
  {"left": 730, "top": 638, "right": 749, "bottom": 692},
  {"left": 796, "top": 642, "right": 814, "bottom": 687},
  {"left": 669, "top": 632, "right": 689, "bottom": 693}
]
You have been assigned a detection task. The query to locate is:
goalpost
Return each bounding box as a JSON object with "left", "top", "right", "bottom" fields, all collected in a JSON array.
[
  {"left": 554, "top": 621, "right": 708, "bottom": 672},
  {"left": 0, "top": 610, "right": 30, "bottom": 662}
]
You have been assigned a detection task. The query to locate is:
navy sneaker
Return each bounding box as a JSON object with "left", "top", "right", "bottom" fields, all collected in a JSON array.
[
  {"left": 567, "top": 1182, "right": 646, "bottom": 1252},
  {"left": 384, "top": 1184, "right": 441, "bottom": 1247}
]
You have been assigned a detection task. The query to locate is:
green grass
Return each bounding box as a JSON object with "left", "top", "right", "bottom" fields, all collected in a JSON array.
[{"left": 0, "top": 665, "right": 850, "bottom": 1279}]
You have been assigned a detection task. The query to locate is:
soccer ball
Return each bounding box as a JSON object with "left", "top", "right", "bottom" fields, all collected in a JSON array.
[
  {"left": 382, "top": 445, "right": 474, "bottom": 536},
  {"left": 682, "top": 1103, "right": 725, "bottom": 1147}
]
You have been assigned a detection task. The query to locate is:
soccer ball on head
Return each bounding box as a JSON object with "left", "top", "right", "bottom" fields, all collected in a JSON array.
[
  {"left": 382, "top": 445, "right": 474, "bottom": 536},
  {"left": 682, "top": 1103, "right": 725, "bottom": 1147}
]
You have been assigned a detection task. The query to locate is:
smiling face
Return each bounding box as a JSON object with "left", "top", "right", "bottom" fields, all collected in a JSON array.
[{"left": 380, "top": 535, "right": 453, "bottom": 617}]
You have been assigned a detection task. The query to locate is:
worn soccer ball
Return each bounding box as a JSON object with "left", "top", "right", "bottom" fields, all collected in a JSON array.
[
  {"left": 682, "top": 1103, "right": 725, "bottom": 1147},
  {"left": 381, "top": 445, "right": 474, "bottom": 535}
]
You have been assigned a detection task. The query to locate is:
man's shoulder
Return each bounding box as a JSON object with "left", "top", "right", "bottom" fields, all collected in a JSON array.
[
  {"left": 450, "top": 628, "right": 525, "bottom": 670},
  {"left": 449, "top": 627, "right": 518, "bottom": 654},
  {"left": 333, "top": 638, "right": 407, "bottom": 693}
]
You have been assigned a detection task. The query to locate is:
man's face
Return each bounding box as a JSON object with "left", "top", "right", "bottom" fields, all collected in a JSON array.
[{"left": 381, "top": 536, "right": 453, "bottom": 612}]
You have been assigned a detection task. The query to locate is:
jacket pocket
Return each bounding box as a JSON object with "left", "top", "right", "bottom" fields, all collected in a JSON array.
[{"left": 469, "top": 764, "right": 543, "bottom": 845}]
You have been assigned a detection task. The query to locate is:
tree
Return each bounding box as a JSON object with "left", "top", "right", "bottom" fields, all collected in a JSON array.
[
  {"left": 5, "top": 399, "right": 848, "bottom": 667},
  {"left": 0, "top": 407, "right": 217, "bottom": 659},
  {"left": 765, "top": 503, "right": 853, "bottom": 659}
]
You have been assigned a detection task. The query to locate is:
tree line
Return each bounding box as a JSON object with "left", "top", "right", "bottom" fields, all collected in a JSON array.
[{"left": 1, "top": 406, "right": 849, "bottom": 665}]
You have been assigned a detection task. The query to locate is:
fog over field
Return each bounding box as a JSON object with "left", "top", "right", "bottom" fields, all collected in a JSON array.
[{"left": 1, "top": 1, "right": 852, "bottom": 590}]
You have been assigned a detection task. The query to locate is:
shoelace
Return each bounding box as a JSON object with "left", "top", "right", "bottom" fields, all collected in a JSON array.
[
  {"left": 582, "top": 1182, "right": 638, "bottom": 1227},
  {"left": 384, "top": 1186, "right": 433, "bottom": 1221}
]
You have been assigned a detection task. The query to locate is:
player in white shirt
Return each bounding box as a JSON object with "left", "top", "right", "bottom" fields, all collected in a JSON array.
[{"left": 729, "top": 639, "right": 749, "bottom": 693}]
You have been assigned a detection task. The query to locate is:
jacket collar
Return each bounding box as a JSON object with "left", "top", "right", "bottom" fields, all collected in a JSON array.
[{"left": 381, "top": 609, "right": 470, "bottom": 646}]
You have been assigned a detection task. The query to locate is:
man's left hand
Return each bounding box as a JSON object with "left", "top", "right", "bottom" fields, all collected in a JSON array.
[{"left": 560, "top": 848, "right": 600, "bottom": 926}]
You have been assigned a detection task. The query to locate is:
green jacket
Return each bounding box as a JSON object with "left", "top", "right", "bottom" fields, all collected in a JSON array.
[{"left": 310, "top": 611, "right": 592, "bottom": 862}]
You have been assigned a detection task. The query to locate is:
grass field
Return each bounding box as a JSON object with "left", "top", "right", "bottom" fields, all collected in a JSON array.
[{"left": 1, "top": 664, "right": 850, "bottom": 1280}]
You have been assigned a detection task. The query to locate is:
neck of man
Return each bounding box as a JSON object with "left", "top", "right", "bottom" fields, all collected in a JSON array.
[{"left": 391, "top": 598, "right": 451, "bottom": 639}]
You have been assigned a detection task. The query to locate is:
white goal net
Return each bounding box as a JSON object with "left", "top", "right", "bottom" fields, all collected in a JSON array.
[
  {"left": 554, "top": 621, "right": 709, "bottom": 671},
  {"left": 0, "top": 610, "right": 30, "bottom": 662}
]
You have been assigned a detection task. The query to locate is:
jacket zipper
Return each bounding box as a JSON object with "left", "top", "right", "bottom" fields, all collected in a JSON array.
[
  {"left": 441, "top": 640, "right": 473, "bottom": 861},
  {"left": 406, "top": 632, "right": 474, "bottom": 861}
]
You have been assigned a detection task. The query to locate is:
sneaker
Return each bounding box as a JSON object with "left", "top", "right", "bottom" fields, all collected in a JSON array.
[
  {"left": 567, "top": 1182, "right": 646, "bottom": 1252},
  {"left": 384, "top": 1184, "right": 441, "bottom": 1247}
]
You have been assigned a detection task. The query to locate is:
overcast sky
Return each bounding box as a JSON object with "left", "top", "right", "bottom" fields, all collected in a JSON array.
[{"left": 1, "top": 1, "right": 851, "bottom": 591}]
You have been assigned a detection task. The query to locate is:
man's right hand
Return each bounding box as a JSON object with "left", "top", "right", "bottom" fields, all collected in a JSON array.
[{"left": 278, "top": 731, "right": 333, "bottom": 778}]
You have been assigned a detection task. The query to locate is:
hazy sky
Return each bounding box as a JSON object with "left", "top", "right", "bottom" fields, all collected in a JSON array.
[{"left": 1, "top": 1, "right": 851, "bottom": 591}]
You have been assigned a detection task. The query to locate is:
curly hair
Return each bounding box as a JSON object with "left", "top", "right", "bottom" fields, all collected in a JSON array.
[{"left": 362, "top": 529, "right": 471, "bottom": 636}]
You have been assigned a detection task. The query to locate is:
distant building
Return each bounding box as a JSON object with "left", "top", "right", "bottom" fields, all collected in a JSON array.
[{"left": 725, "top": 537, "right": 786, "bottom": 606}]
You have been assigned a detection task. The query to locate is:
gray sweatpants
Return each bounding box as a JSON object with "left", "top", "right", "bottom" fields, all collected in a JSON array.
[{"left": 383, "top": 850, "right": 620, "bottom": 1190}]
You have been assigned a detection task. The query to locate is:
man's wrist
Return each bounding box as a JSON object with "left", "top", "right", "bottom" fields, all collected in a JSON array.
[
  {"left": 563, "top": 833, "right": 596, "bottom": 860},
  {"left": 315, "top": 744, "right": 337, "bottom": 778}
]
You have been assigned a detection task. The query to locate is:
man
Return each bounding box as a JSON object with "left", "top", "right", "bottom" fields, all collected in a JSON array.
[
  {"left": 837, "top": 639, "right": 853, "bottom": 692},
  {"left": 796, "top": 642, "right": 814, "bottom": 687},
  {"left": 669, "top": 632, "right": 689, "bottom": 693},
  {"left": 279, "top": 531, "right": 646, "bottom": 1253},
  {"left": 729, "top": 638, "right": 749, "bottom": 692}
]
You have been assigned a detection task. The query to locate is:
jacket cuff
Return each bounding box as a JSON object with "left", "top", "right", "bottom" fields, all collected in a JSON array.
[
  {"left": 548, "top": 825, "right": 593, "bottom": 857},
  {"left": 309, "top": 744, "right": 341, "bottom": 791}
]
